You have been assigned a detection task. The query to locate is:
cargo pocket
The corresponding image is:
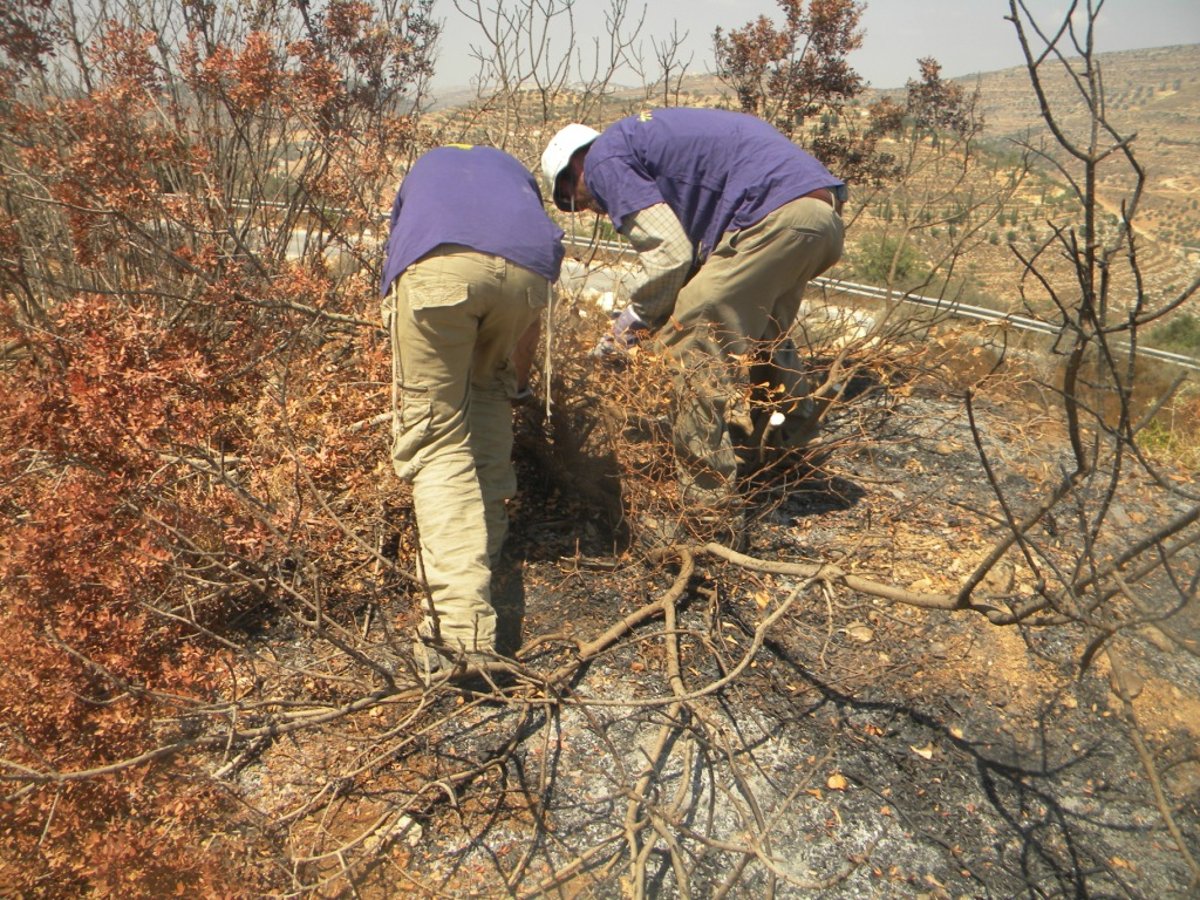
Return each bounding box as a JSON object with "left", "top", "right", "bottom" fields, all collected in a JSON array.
[
  {"left": 527, "top": 282, "right": 550, "bottom": 312},
  {"left": 390, "top": 391, "right": 433, "bottom": 481},
  {"left": 381, "top": 290, "right": 396, "bottom": 332},
  {"left": 402, "top": 266, "right": 471, "bottom": 311},
  {"left": 492, "top": 283, "right": 549, "bottom": 399}
]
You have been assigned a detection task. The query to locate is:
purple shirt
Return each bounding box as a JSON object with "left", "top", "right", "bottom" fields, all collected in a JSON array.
[
  {"left": 380, "top": 145, "right": 564, "bottom": 296},
  {"left": 584, "top": 108, "right": 842, "bottom": 262}
]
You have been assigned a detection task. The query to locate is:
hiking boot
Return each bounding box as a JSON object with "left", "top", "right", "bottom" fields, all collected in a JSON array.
[
  {"left": 412, "top": 638, "right": 515, "bottom": 691},
  {"left": 631, "top": 509, "right": 748, "bottom": 555},
  {"left": 632, "top": 513, "right": 685, "bottom": 554},
  {"left": 696, "top": 509, "right": 748, "bottom": 553}
]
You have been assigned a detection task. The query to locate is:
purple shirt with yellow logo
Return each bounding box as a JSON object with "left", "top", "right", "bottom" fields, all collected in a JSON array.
[
  {"left": 584, "top": 108, "right": 842, "bottom": 262},
  {"left": 380, "top": 145, "right": 564, "bottom": 296}
]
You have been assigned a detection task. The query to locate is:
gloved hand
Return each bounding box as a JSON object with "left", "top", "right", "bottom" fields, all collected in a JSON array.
[
  {"left": 592, "top": 306, "right": 649, "bottom": 363},
  {"left": 612, "top": 305, "right": 648, "bottom": 346}
]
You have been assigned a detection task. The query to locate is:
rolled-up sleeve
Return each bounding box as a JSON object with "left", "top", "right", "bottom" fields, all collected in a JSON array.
[{"left": 618, "top": 203, "right": 694, "bottom": 327}]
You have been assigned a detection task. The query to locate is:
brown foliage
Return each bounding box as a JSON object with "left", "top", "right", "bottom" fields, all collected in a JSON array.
[
  {"left": 0, "top": 0, "right": 437, "bottom": 891},
  {"left": 712, "top": 0, "right": 865, "bottom": 133},
  {"left": 905, "top": 56, "right": 979, "bottom": 138},
  {"left": 1, "top": 0, "right": 1195, "bottom": 894},
  {"left": 0, "top": 0, "right": 55, "bottom": 80},
  {"left": 710, "top": 0, "right": 912, "bottom": 187}
]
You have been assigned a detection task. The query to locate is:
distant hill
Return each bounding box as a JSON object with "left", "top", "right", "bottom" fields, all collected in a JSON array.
[
  {"left": 952, "top": 44, "right": 1200, "bottom": 255},
  {"left": 670, "top": 44, "right": 1200, "bottom": 295},
  {"left": 959, "top": 43, "right": 1200, "bottom": 141},
  {"left": 425, "top": 44, "right": 1199, "bottom": 303}
]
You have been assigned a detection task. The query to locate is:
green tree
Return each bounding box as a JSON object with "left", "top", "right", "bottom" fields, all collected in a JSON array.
[
  {"left": 855, "top": 232, "right": 928, "bottom": 286},
  {"left": 1150, "top": 312, "right": 1200, "bottom": 355}
]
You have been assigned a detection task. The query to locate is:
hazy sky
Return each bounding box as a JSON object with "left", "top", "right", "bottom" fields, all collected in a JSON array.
[{"left": 430, "top": 0, "right": 1200, "bottom": 93}]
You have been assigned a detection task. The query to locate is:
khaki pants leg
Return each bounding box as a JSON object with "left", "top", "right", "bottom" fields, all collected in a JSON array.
[
  {"left": 387, "top": 247, "right": 544, "bottom": 653},
  {"left": 658, "top": 196, "right": 844, "bottom": 504},
  {"left": 468, "top": 277, "right": 546, "bottom": 570}
]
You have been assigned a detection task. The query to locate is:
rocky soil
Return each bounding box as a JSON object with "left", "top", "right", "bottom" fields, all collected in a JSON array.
[{"left": 231, "top": 373, "right": 1200, "bottom": 897}]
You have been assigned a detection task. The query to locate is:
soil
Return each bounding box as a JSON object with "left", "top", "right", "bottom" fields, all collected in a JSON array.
[{"left": 230, "top": 379, "right": 1200, "bottom": 897}]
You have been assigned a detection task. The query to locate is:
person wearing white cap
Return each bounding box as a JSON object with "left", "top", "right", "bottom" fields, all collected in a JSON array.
[{"left": 542, "top": 108, "right": 845, "bottom": 533}]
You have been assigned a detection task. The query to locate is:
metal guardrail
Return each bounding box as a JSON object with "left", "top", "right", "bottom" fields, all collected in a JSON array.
[
  {"left": 224, "top": 205, "right": 1199, "bottom": 372},
  {"left": 814, "top": 276, "right": 1200, "bottom": 374},
  {"left": 569, "top": 234, "right": 1200, "bottom": 373}
]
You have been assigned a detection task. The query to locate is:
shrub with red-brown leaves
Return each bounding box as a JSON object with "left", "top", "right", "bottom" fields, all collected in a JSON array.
[{"left": 0, "top": 0, "right": 437, "bottom": 892}]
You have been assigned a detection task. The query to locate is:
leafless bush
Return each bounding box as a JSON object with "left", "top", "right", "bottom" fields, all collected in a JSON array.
[
  {"left": 937, "top": 0, "right": 1200, "bottom": 882},
  {"left": 520, "top": 252, "right": 941, "bottom": 553}
]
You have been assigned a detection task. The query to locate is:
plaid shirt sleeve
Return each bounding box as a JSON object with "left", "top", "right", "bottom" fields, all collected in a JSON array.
[{"left": 618, "top": 203, "right": 694, "bottom": 326}]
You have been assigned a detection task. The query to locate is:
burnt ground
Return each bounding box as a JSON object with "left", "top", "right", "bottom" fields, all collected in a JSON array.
[{"left": 232, "top": 383, "right": 1200, "bottom": 897}]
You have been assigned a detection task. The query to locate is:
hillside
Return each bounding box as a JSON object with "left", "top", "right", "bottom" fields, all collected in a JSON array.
[
  {"left": 432, "top": 44, "right": 1200, "bottom": 318},
  {"left": 963, "top": 44, "right": 1200, "bottom": 274},
  {"left": 878, "top": 45, "right": 1195, "bottom": 312}
]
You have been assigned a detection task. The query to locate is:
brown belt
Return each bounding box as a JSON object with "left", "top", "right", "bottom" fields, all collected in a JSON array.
[{"left": 802, "top": 187, "right": 838, "bottom": 211}]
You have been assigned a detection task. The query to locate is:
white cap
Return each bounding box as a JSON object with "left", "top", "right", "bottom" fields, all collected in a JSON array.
[{"left": 541, "top": 123, "right": 600, "bottom": 208}]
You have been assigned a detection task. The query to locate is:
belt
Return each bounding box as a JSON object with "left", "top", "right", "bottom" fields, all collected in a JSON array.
[{"left": 802, "top": 187, "right": 840, "bottom": 212}]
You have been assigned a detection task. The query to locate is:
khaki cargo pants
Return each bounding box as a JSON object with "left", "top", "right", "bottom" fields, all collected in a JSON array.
[
  {"left": 384, "top": 246, "right": 547, "bottom": 653},
  {"left": 657, "top": 195, "right": 844, "bottom": 508}
]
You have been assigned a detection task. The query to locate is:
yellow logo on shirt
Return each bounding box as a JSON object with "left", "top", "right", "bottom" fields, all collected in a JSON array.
[{"left": 638, "top": 110, "right": 653, "bottom": 122}]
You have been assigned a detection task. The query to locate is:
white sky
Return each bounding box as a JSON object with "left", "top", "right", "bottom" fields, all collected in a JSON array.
[{"left": 430, "top": 0, "right": 1200, "bottom": 93}]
